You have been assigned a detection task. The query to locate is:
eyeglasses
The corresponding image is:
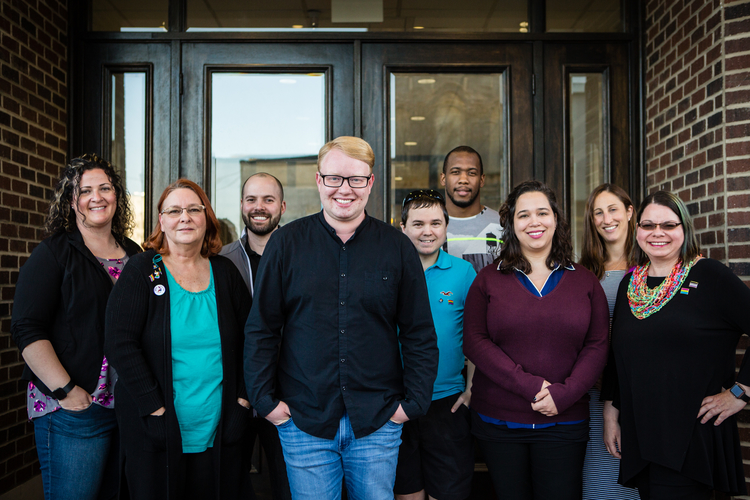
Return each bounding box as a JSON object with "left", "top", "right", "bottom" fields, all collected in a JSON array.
[
  {"left": 638, "top": 220, "right": 682, "bottom": 231},
  {"left": 161, "top": 205, "right": 206, "bottom": 218},
  {"left": 402, "top": 189, "right": 445, "bottom": 207},
  {"left": 319, "top": 174, "right": 372, "bottom": 188}
]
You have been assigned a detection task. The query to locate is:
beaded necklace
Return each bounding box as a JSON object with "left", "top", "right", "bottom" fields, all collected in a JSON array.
[{"left": 627, "top": 256, "right": 699, "bottom": 320}]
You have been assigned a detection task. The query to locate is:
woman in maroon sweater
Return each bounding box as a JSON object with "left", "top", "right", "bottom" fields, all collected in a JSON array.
[{"left": 463, "top": 180, "right": 609, "bottom": 500}]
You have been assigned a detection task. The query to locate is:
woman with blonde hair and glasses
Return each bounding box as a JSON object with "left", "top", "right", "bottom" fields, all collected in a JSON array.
[
  {"left": 105, "top": 179, "right": 252, "bottom": 499},
  {"left": 579, "top": 183, "right": 640, "bottom": 500},
  {"left": 603, "top": 190, "right": 750, "bottom": 499}
]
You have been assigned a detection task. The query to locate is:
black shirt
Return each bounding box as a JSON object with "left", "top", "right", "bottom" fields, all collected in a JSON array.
[
  {"left": 242, "top": 235, "right": 262, "bottom": 286},
  {"left": 244, "top": 211, "right": 438, "bottom": 439}
]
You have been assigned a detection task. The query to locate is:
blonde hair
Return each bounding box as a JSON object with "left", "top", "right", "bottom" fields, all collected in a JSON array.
[{"left": 318, "top": 136, "right": 374, "bottom": 172}]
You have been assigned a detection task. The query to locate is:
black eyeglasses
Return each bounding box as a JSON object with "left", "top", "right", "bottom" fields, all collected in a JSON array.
[
  {"left": 638, "top": 221, "right": 682, "bottom": 231},
  {"left": 319, "top": 174, "right": 372, "bottom": 188},
  {"left": 402, "top": 189, "right": 445, "bottom": 207}
]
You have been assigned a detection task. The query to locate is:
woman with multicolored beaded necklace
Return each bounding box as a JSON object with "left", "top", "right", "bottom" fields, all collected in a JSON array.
[{"left": 602, "top": 190, "right": 750, "bottom": 499}]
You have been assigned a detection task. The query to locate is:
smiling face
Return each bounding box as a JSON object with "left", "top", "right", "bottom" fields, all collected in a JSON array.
[
  {"left": 440, "top": 151, "right": 484, "bottom": 211},
  {"left": 159, "top": 188, "right": 207, "bottom": 251},
  {"left": 514, "top": 191, "right": 556, "bottom": 259},
  {"left": 636, "top": 202, "right": 685, "bottom": 269},
  {"left": 241, "top": 175, "right": 286, "bottom": 236},
  {"left": 401, "top": 204, "right": 448, "bottom": 260},
  {"left": 316, "top": 148, "right": 373, "bottom": 227},
  {"left": 74, "top": 168, "right": 117, "bottom": 232},
  {"left": 592, "top": 191, "right": 633, "bottom": 248}
]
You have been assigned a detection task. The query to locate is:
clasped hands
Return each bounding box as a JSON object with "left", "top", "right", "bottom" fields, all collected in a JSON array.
[{"left": 531, "top": 380, "right": 558, "bottom": 416}]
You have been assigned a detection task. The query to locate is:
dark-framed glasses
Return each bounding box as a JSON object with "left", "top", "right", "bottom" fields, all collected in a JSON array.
[
  {"left": 161, "top": 205, "right": 206, "bottom": 218},
  {"left": 319, "top": 174, "right": 372, "bottom": 188},
  {"left": 402, "top": 189, "right": 445, "bottom": 207},
  {"left": 637, "top": 220, "right": 682, "bottom": 231}
]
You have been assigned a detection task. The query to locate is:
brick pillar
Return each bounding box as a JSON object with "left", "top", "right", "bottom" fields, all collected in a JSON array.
[
  {"left": 645, "top": 0, "right": 750, "bottom": 497},
  {"left": 0, "top": 0, "right": 68, "bottom": 494}
]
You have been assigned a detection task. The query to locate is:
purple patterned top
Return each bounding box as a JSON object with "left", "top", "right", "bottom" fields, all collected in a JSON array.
[{"left": 26, "top": 255, "right": 129, "bottom": 419}]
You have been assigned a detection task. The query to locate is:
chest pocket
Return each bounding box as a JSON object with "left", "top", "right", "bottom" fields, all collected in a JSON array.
[{"left": 363, "top": 270, "right": 398, "bottom": 315}]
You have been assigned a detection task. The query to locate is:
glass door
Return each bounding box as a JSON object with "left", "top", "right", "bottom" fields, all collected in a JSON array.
[
  {"left": 544, "top": 42, "right": 633, "bottom": 257},
  {"left": 180, "top": 42, "right": 354, "bottom": 232},
  {"left": 76, "top": 42, "right": 172, "bottom": 239},
  {"left": 361, "top": 42, "right": 535, "bottom": 223}
]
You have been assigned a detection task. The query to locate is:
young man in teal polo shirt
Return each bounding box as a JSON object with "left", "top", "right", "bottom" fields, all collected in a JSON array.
[{"left": 396, "top": 189, "right": 478, "bottom": 500}]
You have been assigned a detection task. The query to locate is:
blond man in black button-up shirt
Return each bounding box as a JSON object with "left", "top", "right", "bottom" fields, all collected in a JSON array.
[{"left": 244, "top": 136, "right": 438, "bottom": 500}]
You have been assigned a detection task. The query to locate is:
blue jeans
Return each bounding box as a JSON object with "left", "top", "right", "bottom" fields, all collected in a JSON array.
[
  {"left": 276, "top": 413, "right": 402, "bottom": 500},
  {"left": 33, "top": 403, "right": 118, "bottom": 500}
]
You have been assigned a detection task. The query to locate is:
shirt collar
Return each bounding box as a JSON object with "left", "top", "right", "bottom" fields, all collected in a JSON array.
[
  {"left": 496, "top": 260, "right": 576, "bottom": 272},
  {"left": 316, "top": 210, "right": 371, "bottom": 242},
  {"left": 426, "top": 249, "right": 452, "bottom": 271}
]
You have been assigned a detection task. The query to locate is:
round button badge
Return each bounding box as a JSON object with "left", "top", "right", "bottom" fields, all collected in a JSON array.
[{"left": 154, "top": 284, "right": 166, "bottom": 296}]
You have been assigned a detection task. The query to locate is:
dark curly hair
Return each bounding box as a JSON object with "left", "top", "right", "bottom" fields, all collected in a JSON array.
[
  {"left": 45, "top": 153, "right": 134, "bottom": 241},
  {"left": 497, "top": 180, "right": 573, "bottom": 274}
]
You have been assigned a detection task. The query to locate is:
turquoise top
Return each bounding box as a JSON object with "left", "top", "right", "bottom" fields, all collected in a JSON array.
[
  {"left": 424, "top": 250, "right": 477, "bottom": 400},
  {"left": 165, "top": 264, "right": 223, "bottom": 453}
]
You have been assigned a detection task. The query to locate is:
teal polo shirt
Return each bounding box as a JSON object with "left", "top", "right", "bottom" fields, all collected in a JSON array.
[{"left": 424, "top": 249, "right": 477, "bottom": 400}]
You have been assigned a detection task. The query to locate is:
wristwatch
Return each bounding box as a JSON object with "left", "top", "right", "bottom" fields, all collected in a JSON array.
[
  {"left": 729, "top": 383, "right": 750, "bottom": 403},
  {"left": 52, "top": 380, "right": 76, "bottom": 400}
]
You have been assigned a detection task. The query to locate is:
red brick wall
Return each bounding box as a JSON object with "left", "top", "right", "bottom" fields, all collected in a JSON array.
[
  {"left": 0, "top": 0, "right": 67, "bottom": 494},
  {"left": 645, "top": 0, "right": 750, "bottom": 496}
]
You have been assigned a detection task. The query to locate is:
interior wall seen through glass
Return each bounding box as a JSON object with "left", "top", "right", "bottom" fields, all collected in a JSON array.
[
  {"left": 546, "top": 0, "right": 622, "bottom": 32},
  {"left": 389, "top": 72, "right": 507, "bottom": 226},
  {"left": 569, "top": 73, "right": 605, "bottom": 259},
  {"left": 111, "top": 72, "right": 147, "bottom": 245},
  {"left": 90, "top": 0, "right": 168, "bottom": 31},
  {"left": 187, "top": 0, "right": 527, "bottom": 32},
  {"left": 210, "top": 73, "right": 326, "bottom": 244}
]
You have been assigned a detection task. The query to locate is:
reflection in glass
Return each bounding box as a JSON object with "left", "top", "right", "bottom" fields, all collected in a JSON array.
[
  {"left": 187, "top": 0, "right": 527, "bottom": 33},
  {"left": 90, "top": 0, "right": 168, "bottom": 31},
  {"left": 569, "top": 73, "right": 605, "bottom": 258},
  {"left": 389, "top": 73, "right": 507, "bottom": 226},
  {"left": 211, "top": 73, "right": 325, "bottom": 243},
  {"left": 546, "top": 0, "right": 622, "bottom": 32},
  {"left": 111, "top": 72, "right": 147, "bottom": 244}
]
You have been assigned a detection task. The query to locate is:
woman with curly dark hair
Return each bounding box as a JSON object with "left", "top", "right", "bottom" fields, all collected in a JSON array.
[
  {"left": 105, "top": 179, "right": 252, "bottom": 499},
  {"left": 11, "top": 154, "right": 141, "bottom": 500},
  {"left": 463, "top": 180, "right": 609, "bottom": 500}
]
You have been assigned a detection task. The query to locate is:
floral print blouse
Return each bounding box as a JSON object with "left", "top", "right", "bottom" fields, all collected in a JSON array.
[{"left": 26, "top": 255, "right": 129, "bottom": 419}]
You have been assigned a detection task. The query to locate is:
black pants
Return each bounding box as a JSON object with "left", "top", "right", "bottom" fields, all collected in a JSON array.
[
  {"left": 472, "top": 412, "right": 588, "bottom": 500},
  {"left": 632, "top": 462, "right": 712, "bottom": 500},
  {"left": 247, "top": 416, "right": 292, "bottom": 500}
]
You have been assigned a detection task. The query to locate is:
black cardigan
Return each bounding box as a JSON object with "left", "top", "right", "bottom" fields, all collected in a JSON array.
[
  {"left": 11, "top": 228, "right": 142, "bottom": 397},
  {"left": 104, "top": 250, "right": 251, "bottom": 496}
]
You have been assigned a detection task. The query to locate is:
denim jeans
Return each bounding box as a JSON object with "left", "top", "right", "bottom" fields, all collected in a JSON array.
[
  {"left": 33, "top": 403, "right": 119, "bottom": 500},
  {"left": 276, "top": 412, "right": 402, "bottom": 500}
]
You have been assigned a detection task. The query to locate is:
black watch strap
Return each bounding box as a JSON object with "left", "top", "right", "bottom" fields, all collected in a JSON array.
[
  {"left": 52, "top": 380, "right": 76, "bottom": 400},
  {"left": 731, "top": 383, "right": 750, "bottom": 403}
]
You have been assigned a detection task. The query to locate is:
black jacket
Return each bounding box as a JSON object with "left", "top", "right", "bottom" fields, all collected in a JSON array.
[
  {"left": 11, "top": 228, "right": 142, "bottom": 397},
  {"left": 104, "top": 250, "right": 251, "bottom": 499}
]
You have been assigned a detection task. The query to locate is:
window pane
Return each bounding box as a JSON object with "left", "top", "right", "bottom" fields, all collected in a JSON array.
[
  {"left": 389, "top": 73, "right": 507, "bottom": 226},
  {"left": 211, "top": 73, "right": 326, "bottom": 243},
  {"left": 90, "top": 0, "right": 168, "bottom": 31},
  {"left": 547, "top": 0, "right": 622, "bottom": 32},
  {"left": 188, "top": 0, "right": 528, "bottom": 33},
  {"left": 569, "top": 73, "right": 605, "bottom": 258},
  {"left": 111, "top": 72, "right": 147, "bottom": 244}
]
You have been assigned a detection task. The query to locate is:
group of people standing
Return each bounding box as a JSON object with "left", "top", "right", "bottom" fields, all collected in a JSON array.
[{"left": 9, "top": 138, "right": 750, "bottom": 500}]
